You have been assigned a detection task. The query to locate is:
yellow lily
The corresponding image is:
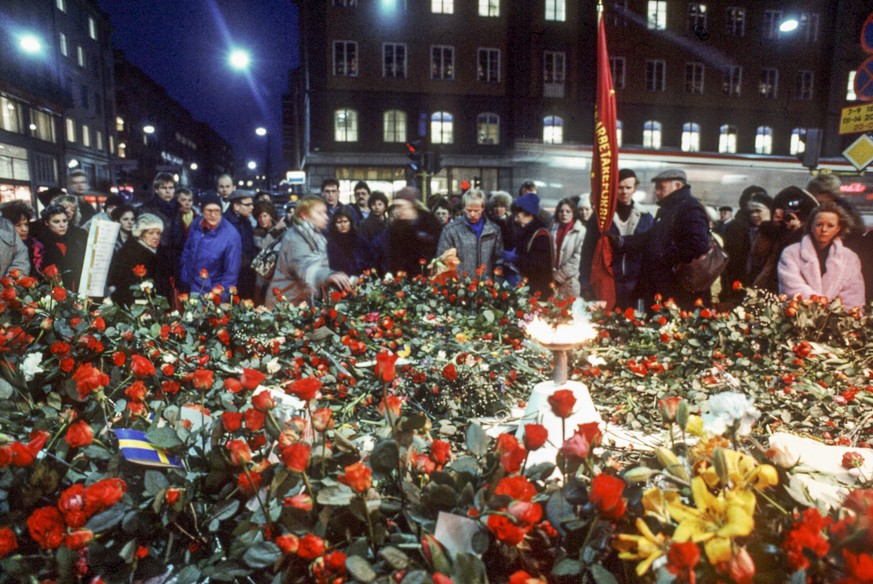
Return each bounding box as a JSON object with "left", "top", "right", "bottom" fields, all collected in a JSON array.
[
  {"left": 700, "top": 448, "right": 779, "bottom": 493},
  {"left": 668, "top": 477, "right": 755, "bottom": 564},
  {"left": 614, "top": 517, "right": 669, "bottom": 576}
]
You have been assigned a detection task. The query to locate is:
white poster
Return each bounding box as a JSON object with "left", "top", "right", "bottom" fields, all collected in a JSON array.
[{"left": 80, "top": 219, "right": 120, "bottom": 299}]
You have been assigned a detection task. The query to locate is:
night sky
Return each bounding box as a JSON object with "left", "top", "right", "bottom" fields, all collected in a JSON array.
[{"left": 96, "top": 0, "right": 299, "bottom": 179}]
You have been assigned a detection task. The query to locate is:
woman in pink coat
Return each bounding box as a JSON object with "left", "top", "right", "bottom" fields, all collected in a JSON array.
[{"left": 778, "top": 202, "right": 866, "bottom": 308}]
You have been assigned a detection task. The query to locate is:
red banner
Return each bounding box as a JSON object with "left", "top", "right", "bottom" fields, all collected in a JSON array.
[{"left": 589, "top": 11, "right": 619, "bottom": 311}]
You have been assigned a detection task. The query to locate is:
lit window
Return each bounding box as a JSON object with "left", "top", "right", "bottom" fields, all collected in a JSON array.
[
  {"left": 685, "top": 62, "right": 704, "bottom": 94},
  {"left": 725, "top": 7, "right": 745, "bottom": 36},
  {"left": 478, "top": 0, "right": 499, "bottom": 17},
  {"left": 118, "top": 142, "right": 126, "bottom": 159},
  {"left": 643, "top": 120, "right": 661, "bottom": 149},
  {"left": 722, "top": 66, "right": 742, "bottom": 97},
  {"left": 383, "top": 43, "right": 407, "bottom": 78},
  {"left": 544, "top": 51, "right": 566, "bottom": 97},
  {"left": 790, "top": 128, "right": 806, "bottom": 155},
  {"left": 432, "top": 0, "right": 453, "bottom": 14},
  {"left": 334, "top": 109, "right": 358, "bottom": 142},
  {"left": 116, "top": 116, "right": 125, "bottom": 132},
  {"left": 88, "top": 17, "right": 97, "bottom": 40},
  {"left": 109, "top": 135, "right": 114, "bottom": 154},
  {"left": 800, "top": 13, "right": 819, "bottom": 43},
  {"left": 383, "top": 110, "right": 407, "bottom": 143},
  {"left": 0, "top": 96, "right": 23, "bottom": 134},
  {"left": 645, "top": 60, "right": 666, "bottom": 92},
  {"left": 65, "top": 118, "right": 76, "bottom": 143},
  {"left": 96, "top": 130, "right": 103, "bottom": 151},
  {"left": 431, "top": 112, "right": 454, "bottom": 144},
  {"left": 847, "top": 71, "right": 858, "bottom": 101},
  {"left": 616, "top": 120, "right": 623, "bottom": 147},
  {"left": 82, "top": 124, "right": 90, "bottom": 147},
  {"left": 545, "top": 0, "right": 566, "bottom": 21},
  {"left": 762, "top": 10, "right": 782, "bottom": 40},
  {"left": 647, "top": 1, "right": 667, "bottom": 30},
  {"left": 77, "top": 46, "right": 85, "bottom": 68},
  {"left": 31, "top": 110, "right": 56, "bottom": 143},
  {"left": 543, "top": 116, "right": 563, "bottom": 144},
  {"left": 755, "top": 126, "right": 772, "bottom": 154},
  {"left": 56, "top": 0, "right": 65, "bottom": 12},
  {"left": 478, "top": 48, "right": 500, "bottom": 83},
  {"left": 759, "top": 68, "right": 779, "bottom": 99},
  {"left": 610, "top": 57, "right": 626, "bottom": 90},
  {"left": 431, "top": 46, "right": 454, "bottom": 80},
  {"left": 59, "top": 33, "right": 68, "bottom": 57},
  {"left": 718, "top": 125, "right": 737, "bottom": 153},
  {"left": 333, "top": 41, "right": 358, "bottom": 77},
  {"left": 477, "top": 113, "right": 499, "bottom": 145},
  {"left": 681, "top": 123, "right": 701, "bottom": 152},
  {"left": 688, "top": 3, "right": 707, "bottom": 33},
  {"left": 609, "top": 0, "right": 628, "bottom": 26},
  {"left": 796, "top": 71, "right": 814, "bottom": 100}
]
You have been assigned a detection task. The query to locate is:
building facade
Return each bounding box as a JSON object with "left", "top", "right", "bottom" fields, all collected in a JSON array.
[{"left": 286, "top": 0, "right": 872, "bottom": 209}]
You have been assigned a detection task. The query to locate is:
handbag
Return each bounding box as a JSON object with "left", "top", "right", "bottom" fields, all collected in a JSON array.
[
  {"left": 251, "top": 237, "right": 283, "bottom": 280},
  {"left": 674, "top": 235, "right": 729, "bottom": 292}
]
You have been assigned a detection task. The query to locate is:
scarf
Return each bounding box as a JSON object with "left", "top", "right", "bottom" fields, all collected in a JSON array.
[{"left": 554, "top": 221, "right": 573, "bottom": 266}]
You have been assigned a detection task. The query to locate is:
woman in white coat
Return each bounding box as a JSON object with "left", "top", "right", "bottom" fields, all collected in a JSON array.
[
  {"left": 551, "top": 198, "right": 586, "bottom": 298},
  {"left": 778, "top": 201, "right": 866, "bottom": 308}
]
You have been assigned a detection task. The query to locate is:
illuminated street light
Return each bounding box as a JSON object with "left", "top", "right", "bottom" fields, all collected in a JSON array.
[
  {"left": 143, "top": 125, "right": 156, "bottom": 134},
  {"left": 68, "top": 159, "right": 79, "bottom": 169},
  {"left": 255, "top": 127, "right": 267, "bottom": 136},
  {"left": 19, "top": 34, "right": 42, "bottom": 54},
  {"left": 247, "top": 161, "right": 257, "bottom": 170},
  {"left": 779, "top": 18, "right": 799, "bottom": 32},
  {"left": 190, "top": 162, "right": 198, "bottom": 171},
  {"left": 229, "top": 49, "right": 251, "bottom": 70}
]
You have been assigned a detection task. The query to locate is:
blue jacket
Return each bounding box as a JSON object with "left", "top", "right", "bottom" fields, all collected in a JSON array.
[{"left": 179, "top": 217, "right": 242, "bottom": 295}]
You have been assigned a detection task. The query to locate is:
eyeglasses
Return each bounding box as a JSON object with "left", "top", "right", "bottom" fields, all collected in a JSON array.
[{"left": 238, "top": 202, "right": 253, "bottom": 207}]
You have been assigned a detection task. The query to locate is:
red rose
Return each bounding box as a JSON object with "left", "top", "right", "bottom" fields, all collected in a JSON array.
[
  {"left": 658, "top": 396, "right": 683, "bottom": 424},
  {"left": 442, "top": 363, "right": 458, "bottom": 381},
  {"left": 222, "top": 411, "right": 243, "bottom": 432},
  {"left": 165, "top": 488, "right": 182, "bottom": 505},
  {"left": 374, "top": 350, "right": 398, "bottom": 382},
  {"left": 92, "top": 316, "right": 106, "bottom": 331},
  {"left": 241, "top": 368, "right": 266, "bottom": 391},
  {"left": 84, "top": 478, "right": 127, "bottom": 514},
  {"left": 226, "top": 440, "right": 253, "bottom": 465},
  {"left": 60, "top": 357, "right": 75, "bottom": 372},
  {"left": 432, "top": 575, "right": 454, "bottom": 584},
  {"left": 523, "top": 424, "right": 548, "bottom": 451},
  {"left": 494, "top": 476, "right": 536, "bottom": 502},
  {"left": 495, "top": 433, "right": 520, "bottom": 453},
  {"left": 281, "top": 442, "right": 311, "bottom": 473},
  {"left": 0, "top": 527, "right": 18, "bottom": 558},
  {"left": 237, "top": 471, "right": 262, "bottom": 496},
  {"left": 297, "top": 534, "right": 326, "bottom": 561},
  {"left": 589, "top": 473, "right": 626, "bottom": 521},
  {"left": 413, "top": 453, "right": 436, "bottom": 474},
  {"left": 224, "top": 378, "right": 244, "bottom": 393},
  {"left": 430, "top": 440, "right": 451, "bottom": 465},
  {"left": 575, "top": 422, "right": 603, "bottom": 449},
  {"left": 124, "top": 380, "right": 147, "bottom": 402},
  {"left": 51, "top": 341, "right": 71, "bottom": 356},
  {"left": 112, "top": 351, "right": 126, "bottom": 366},
  {"left": 559, "top": 433, "right": 591, "bottom": 461},
  {"left": 487, "top": 514, "right": 527, "bottom": 546},
  {"left": 199, "top": 268, "right": 209, "bottom": 280},
  {"left": 311, "top": 407, "right": 333, "bottom": 432},
  {"left": 58, "top": 484, "right": 88, "bottom": 528},
  {"left": 275, "top": 534, "right": 299, "bottom": 555},
  {"left": 130, "top": 355, "right": 156, "bottom": 378},
  {"left": 842, "top": 451, "right": 866, "bottom": 469},
  {"left": 378, "top": 395, "right": 404, "bottom": 418},
  {"left": 17, "top": 275, "right": 37, "bottom": 288},
  {"left": 251, "top": 390, "right": 275, "bottom": 412},
  {"left": 42, "top": 264, "right": 59, "bottom": 279},
  {"left": 191, "top": 368, "right": 214, "bottom": 391},
  {"left": 667, "top": 541, "right": 700, "bottom": 575},
  {"left": 64, "top": 529, "right": 94, "bottom": 550},
  {"left": 508, "top": 501, "right": 543, "bottom": 527},
  {"left": 500, "top": 444, "right": 527, "bottom": 474},
  {"left": 72, "top": 363, "right": 109, "bottom": 399},
  {"left": 283, "top": 493, "right": 313, "bottom": 511},
  {"left": 27, "top": 506, "right": 66, "bottom": 549},
  {"left": 51, "top": 286, "right": 67, "bottom": 302},
  {"left": 132, "top": 264, "right": 147, "bottom": 278},
  {"left": 842, "top": 551, "right": 873, "bottom": 584},
  {"left": 287, "top": 377, "right": 322, "bottom": 401},
  {"left": 547, "top": 389, "right": 576, "bottom": 418},
  {"left": 508, "top": 571, "right": 547, "bottom": 584},
  {"left": 338, "top": 462, "right": 373, "bottom": 493},
  {"left": 243, "top": 408, "right": 265, "bottom": 431},
  {"left": 65, "top": 420, "right": 93, "bottom": 449}
]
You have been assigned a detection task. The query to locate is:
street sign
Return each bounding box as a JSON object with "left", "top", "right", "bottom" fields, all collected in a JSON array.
[
  {"left": 855, "top": 55, "right": 873, "bottom": 101},
  {"left": 861, "top": 13, "right": 873, "bottom": 53},
  {"left": 842, "top": 134, "right": 873, "bottom": 171},
  {"left": 285, "top": 170, "right": 306, "bottom": 185},
  {"left": 839, "top": 102, "right": 873, "bottom": 134}
]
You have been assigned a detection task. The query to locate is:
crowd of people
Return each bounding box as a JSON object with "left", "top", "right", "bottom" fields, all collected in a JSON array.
[{"left": 0, "top": 168, "right": 870, "bottom": 311}]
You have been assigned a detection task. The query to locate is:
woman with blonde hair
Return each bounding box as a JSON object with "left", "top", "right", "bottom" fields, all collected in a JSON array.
[{"left": 106, "top": 214, "right": 165, "bottom": 305}]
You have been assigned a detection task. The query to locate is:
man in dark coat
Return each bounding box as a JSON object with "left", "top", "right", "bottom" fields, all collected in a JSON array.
[
  {"left": 224, "top": 190, "right": 256, "bottom": 299},
  {"left": 616, "top": 169, "right": 711, "bottom": 310}
]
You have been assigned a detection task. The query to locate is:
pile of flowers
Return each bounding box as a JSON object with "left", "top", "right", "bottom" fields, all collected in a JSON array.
[{"left": 0, "top": 269, "right": 870, "bottom": 582}]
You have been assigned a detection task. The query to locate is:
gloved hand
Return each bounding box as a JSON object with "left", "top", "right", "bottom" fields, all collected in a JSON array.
[
  {"left": 502, "top": 249, "right": 519, "bottom": 264},
  {"left": 605, "top": 231, "right": 621, "bottom": 249}
]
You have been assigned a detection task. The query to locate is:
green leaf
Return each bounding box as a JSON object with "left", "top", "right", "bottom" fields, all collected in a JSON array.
[
  {"left": 465, "top": 422, "right": 489, "bottom": 457},
  {"left": 378, "top": 546, "right": 410, "bottom": 570},
  {"left": 451, "top": 553, "right": 487, "bottom": 584},
  {"left": 0, "top": 377, "right": 13, "bottom": 399},
  {"left": 145, "top": 426, "right": 183, "bottom": 450},
  {"left": 212, "top": 499, "right": 240, "bottom": 522},
  {"left": 552, "top": 558, "right": 582, "bottom": 577},
  {"left": 242, "top": 541, "right": 280, "bottom": 569},
  {"left": 173, "top": 565, "right": 203, "bottom": 584},
  {"left": 591, "top": 563, "right": 619, "bottom": 584},
  {"left": 86, "top": 505, "right": 127, "bottom": 533},
  {"left": 144, "top": 470, "right": 169, "bottom": 496},
  {"left": 317, "top": 484, "right": 354, "bottom": 506},
  {"left": 345, "top": 555, "right": 377, "bottom": 583},
  {"left": 370, "top": 439, "right": 400, "bottom": 474}
]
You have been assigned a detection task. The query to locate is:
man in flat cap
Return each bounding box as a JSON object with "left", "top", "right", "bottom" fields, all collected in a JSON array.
[
  {"left": 224, "top": 190, "right": 256, "bottom": 299},
  {"left": 612, "top": 169, "right": 711, "bottom": 309}
]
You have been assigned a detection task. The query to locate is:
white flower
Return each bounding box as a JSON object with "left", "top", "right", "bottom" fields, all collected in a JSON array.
[
  {"left": 383, "top": 273, "right": 395, "bottom": 284},
  {"left": 21, "top": 353, "right": 45, "bottom": 382},
  {"left": 266, "top": 359, "right": 281, "bottom": 374},
  {"left": 161, "top": 354, "right": 177, "bottom": 364},
  {"left": 702, "top": 391, "right": 760, "bottom": 436},
  {"left": 587, "top": 354, "right": 606, "bottom": 367},
  {"left": 140, "top": 281, "right": 154, "bottom": 294}
]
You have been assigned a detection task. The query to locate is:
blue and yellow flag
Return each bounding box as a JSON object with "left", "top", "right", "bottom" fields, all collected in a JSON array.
[{"left": 114, "top": 428, "right": 182, "bottom": 468}]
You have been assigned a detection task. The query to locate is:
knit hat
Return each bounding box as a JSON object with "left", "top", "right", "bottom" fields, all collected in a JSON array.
[
  {"left": 200, "top": 193, "right": 223, "bottom": 209},
  {"left": 773, "top": 186, "right": 818, "bottom": 222},
  {"left": 511, "top": 192, "right": 540, "bottom": 216}
]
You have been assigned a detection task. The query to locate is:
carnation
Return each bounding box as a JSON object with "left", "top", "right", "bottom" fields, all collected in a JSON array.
[
  {"left": 21, "top": 352, "right": 45, "bottom": 382},
  {"left": 701, "top": 392, "right": 760, "bottom": 436}
]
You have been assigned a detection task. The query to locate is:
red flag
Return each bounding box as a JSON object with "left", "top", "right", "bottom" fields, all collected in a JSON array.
[{"left": 590, "top": 10, "right": 619, "bottom": 311}]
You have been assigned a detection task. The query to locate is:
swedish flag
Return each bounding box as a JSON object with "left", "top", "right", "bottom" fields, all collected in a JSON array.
[{"left": 114, "top": 428, "right": 182, "bottom": 468}]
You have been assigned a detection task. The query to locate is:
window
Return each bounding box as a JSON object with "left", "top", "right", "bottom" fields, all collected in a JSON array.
[
  {"left": 477, "top": 113, "right": 500, "bottom": 145},
  {"left": 0, "top": 145, "right": 30, "bottom": 182},
  {"left": 80, "top": 84, "right": 89, "bottom": 109},
  {"left": 96, "top": 130, "right": 103, "bottom": 151},
  {"left": 383, "top": 110, "right": 407, "bottom": 143},
  {"left": 431, "top": 46, "right": 454, "bottom": 80},
  {"left": 383, "top": 43, "right": 407, "bottom": 78},
  {"left": 59, "top": 33, "right": 68, "bottom": 57},
  {"left": 645, "top": 60, "right": 666, "bottom": 92},
  {"left": 718, "top": 124, "right": 737, "bottom": 153},
  {"left": 31, "top": 110, "right": 56, "bottom": 143},
  {"left": 688, "top": 3, "right": 707, "bottom": 32},
  {"left": 544, "top": 51, "right": 566, "bottom": 97},
  {"left": 431, "top": 112, "right": 454, "bottom": 144},
  {"left": 33, "top": 152, "right": 57, "bottom": 185},
  {"left": 545, "top": 0, "right": 566, "bottom": 21},
  {"left": 609, "top": 0, "right": 628, "bottom": 26},
  {"left": 88, "top": 17, "right": 97, "bottom": 40},
  {"left": 722, "top": 66, "right": 742, "bottom": 96},
  {"left": 543, "top": 116, "right": 563, "bottom": 144},
  {"left": 790, "top": 128, "right": 806, "bottom": 155},
  {"left": 643, "top": 120, "right": 662, "bottom": 149},
  {"left": 432, "top": 0, "right": 453, "bottom": 14},
  {"left": 616, "top": 120, "right": 623, "bottom": 147},
  {"left": 478, "top": 0, "right": 499, "bottom": 17},
  {"left": 82, "top": 124, "right": 90, "bottom": 147},
  {"left": 847, "top": 71, "right": 858, "bottom": 101},
  {"left": 681, "top": 122, "right": 701, "bottom": 152},
  {"left": 647, "top": 1, "right": 667, "bottom": 30},
  {"left": 758, "top": 68, "right": 779, "bottom": 98},
  {"left": 685, "top": 62, "right": 704, "bottom": 94},
  {"left": 333, "top": 41, "right": 358, "bottom": 77},
  {"left": 800, "top": 13, "right": 819, "bottom": 43},
  {"left": 118, "top": 142, "right": 126, "bottom": 158},
  {"left": 0, "top": 96, "right": 23, "bottom": 133},
  {"left": 755, "top": 126, "right": 773, "bottom": 154},
  {"left": 610, "top": 57, "right": 626, "bottom": 90},
  {"left": 478, "top": 49, "right": 500, "bottom": 83},
  {"left": 56, "top": 0, "right": 65, "bottom": 12},
  {"left": 65, "top": 118, "right": 76, "bottom": 143},
  {"left": 796, "top": 71, "right": 814, "bottom": 100},
  {"left": 77, "top": 46, "right": 85, "bottom": 68},
  {"left": 109, "top": 135, "right": 115, "bottom": 154},
  {"left": 116, "top": 116, "right": 124, "bottom": 132},
  {"left": 334, "top": 109, "right": 358, "bottom": 142},
  {"left": 725, "top": 7, "right": 745, "bottom": 36},
  {"left": 762, "top": 10, "right": 782, "bottom": 40},
  {"left": 332, "top": 0, "right": 358, "bottom": 6}
]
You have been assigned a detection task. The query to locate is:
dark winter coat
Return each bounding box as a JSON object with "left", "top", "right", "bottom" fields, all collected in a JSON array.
[
  {"left": 38, "top": 225, "right": 88, "bottom": 292},
  {"left": 224, "top": 210, "right": 256, "bottom": 299},
  {"left": 517, "top": 216, "right": 553, "bottom": 298},
  {"left": 106, "top": 238, "right": 160, "bottom": 306},
  {"left": 327, "top": 232, "right": 375, "bottom": 276},
  {"left": 384, "top": 212, "right": 442, "bottom": 278}
]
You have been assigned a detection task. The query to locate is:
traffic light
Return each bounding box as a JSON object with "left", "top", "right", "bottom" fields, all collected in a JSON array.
[
  {"left": 798, "top": 128, "right": 822, "bottom": 169},
  {"left": 473, "top": 176, "right": 481, "bottom": 189},
  {"left": 405, "top": 141, "right": 423, "bottom": 173}
]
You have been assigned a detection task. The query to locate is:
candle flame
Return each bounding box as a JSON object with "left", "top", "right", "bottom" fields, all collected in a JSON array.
[{"left": 524, "top": 314, "right": 597, "bottom": 347}]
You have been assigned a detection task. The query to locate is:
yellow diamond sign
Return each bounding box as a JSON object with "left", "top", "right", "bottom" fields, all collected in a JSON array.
[{"left": 842, "top": 134, "right": 873, "bottom": 170}]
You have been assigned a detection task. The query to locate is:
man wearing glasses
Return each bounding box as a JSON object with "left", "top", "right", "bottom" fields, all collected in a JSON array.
[
  {"left": 179, "top": 193, "right": 242, "bottom": 299},
  {"left": 224, "top": 190, "right": 256, "bottom": 300}
]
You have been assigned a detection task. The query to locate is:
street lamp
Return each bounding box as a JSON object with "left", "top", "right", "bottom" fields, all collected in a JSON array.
[
  {"left": 19, "top": 34, "right": 42, "bottom": 54},
  {"left": 779, "top": 18, "right": 799, "bottom": 33},
  {"left": 247, "top": 161, "right": 257, "bottom": 171},
  {"left": 255, "top": 127, "right": 271, "bottom": 190},
  {"left": 143, "top": 125, "right": 155, "bottom": 135},
  {"left": 229, "top": 49, "right": 251, "bottom": 70},
  {"left": 190, "top": 162, "right": 198, "bottom": 171}
]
